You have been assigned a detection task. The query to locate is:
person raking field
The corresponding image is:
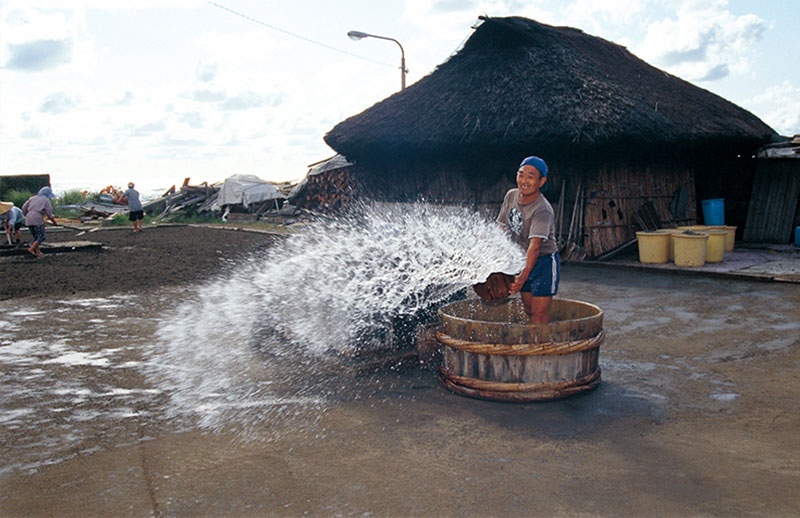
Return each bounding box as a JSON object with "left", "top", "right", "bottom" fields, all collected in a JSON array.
[{"left": 21, "top": 186, "right": 59, "bottom": 258}]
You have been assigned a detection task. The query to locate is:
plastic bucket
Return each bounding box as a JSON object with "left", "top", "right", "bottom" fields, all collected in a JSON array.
[
  {"left": 709, "top": 225, "right": 736, "bottom": 252},
  {"left": 705, "top": 230, "right": 727, "bottom": 263},
  {"left": 702, "top": 198, "right": 725, "bottom": 226},
  {"left": 660, "top": 228, "right": 683, "bottom": 261},
  {"left": 636, "top": 231, "right": 670, "bottom": 264},
  {"left": 795, "top": 226, "right": 800, "bottom": 247},
  {"left": 673, "top": 232, "right": 708, "bottom": 267}
]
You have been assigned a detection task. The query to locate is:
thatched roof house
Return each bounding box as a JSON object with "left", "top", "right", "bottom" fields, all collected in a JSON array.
[{"left": 324, "top": 16, "right": 778, "bottom": 257}]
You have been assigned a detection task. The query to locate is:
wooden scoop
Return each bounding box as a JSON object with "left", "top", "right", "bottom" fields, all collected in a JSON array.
[{"left": 473, "top": 272, "right": 515, "bottom": 301}]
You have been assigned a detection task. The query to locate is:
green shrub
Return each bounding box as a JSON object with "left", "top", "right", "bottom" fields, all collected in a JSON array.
[
  {"left": 4, "top": 189, "right": 33, "bottom": 209},
  {"left": 108, "top": 212, "right": 129, "bottom": 226},
  {"left": 106, "top": 213, "right": 157, "bottom": 227},
  {"left": 54, "top": 189, "right": 87, "bottom": 207},
  {"left": 52, "top": 189, "right": 88, "bottom": 218}
]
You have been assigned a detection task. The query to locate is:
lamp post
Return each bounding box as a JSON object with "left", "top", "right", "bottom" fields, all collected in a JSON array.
[{"left": 347, "top": 30, "right": 407, "bottom": 90}]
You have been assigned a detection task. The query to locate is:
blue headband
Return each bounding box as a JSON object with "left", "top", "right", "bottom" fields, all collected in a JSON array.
[{"left": 519, "top": 156, "right": 548, "bottom": 177}]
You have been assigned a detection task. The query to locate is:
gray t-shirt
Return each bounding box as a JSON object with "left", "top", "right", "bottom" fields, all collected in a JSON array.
[
  {"left": 124, "top": 188, "right": 143, "bottom": 211},
  {"left": 496, "top": 189, "right": 557, "bottom": 255}
]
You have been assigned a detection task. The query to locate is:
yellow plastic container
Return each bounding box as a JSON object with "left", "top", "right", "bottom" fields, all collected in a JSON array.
[
  {"left": 709, "top": 225, "right": 736, "bottom": 252},
  {"left": 673, "top": 232, "right": 708, "bottom": 267},
  {"left": 660, "top": 228, "right": 683, "bottom": 261},
  {"left": 677, "top": 225, "right": 710, "bottom": 232},
  {"left": 636, "top": 231, "right": 670, "bottom": 264},
  {"left": 705, "top": 230, "right": 727, "bottom": 263}
]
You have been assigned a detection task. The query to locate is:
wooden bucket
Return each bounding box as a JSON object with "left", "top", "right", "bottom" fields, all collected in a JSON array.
[{"left": 436, "top": 298, "right": 604, "bottom": 402}]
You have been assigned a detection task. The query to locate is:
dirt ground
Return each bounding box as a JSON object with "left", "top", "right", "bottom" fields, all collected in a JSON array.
[
  {"left": 1, "top": 225, "right": 798, "bottom": 517},
  {"left": 0, "top": 225, "right": 280, "bottom": 300}
]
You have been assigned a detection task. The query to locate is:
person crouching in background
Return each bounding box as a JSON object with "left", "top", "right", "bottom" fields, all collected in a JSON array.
[{"left": 0, "top": 202, "right": 25, "bottom": 245}]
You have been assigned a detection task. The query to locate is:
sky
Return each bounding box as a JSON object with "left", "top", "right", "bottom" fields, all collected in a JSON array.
[{"left": 1, "top": 0, "right": 798, "bottom": 196}]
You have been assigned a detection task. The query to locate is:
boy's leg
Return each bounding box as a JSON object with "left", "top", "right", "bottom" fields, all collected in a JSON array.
[
  {"left": 531, "top": 296, "right": 552, "bottom": 324},
  {"left": 520, "top": 253, "right": 558, "bottom": 324},
  {"left": 520, "top": 292, "right": 552, "bottom": 323},
  {"left": 520, "top": 291, "right": 534, "bottom": 317}
]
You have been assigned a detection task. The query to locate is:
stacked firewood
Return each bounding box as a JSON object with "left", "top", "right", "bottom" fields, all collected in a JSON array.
[{"left": 295, "top": 167, "right": 354, "bottom": 212}]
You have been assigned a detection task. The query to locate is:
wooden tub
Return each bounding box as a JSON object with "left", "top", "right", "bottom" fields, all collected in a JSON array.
[{"left": 436, "top": 298, "right": 604, "bottom": 402}]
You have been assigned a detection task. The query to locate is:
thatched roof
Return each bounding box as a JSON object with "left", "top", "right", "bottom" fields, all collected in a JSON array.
[{"left": 325, "top": 16, "right": 777, "bottom": 160}]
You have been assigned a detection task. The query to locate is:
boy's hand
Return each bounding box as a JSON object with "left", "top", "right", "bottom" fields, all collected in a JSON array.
[{"left": 510, "top": 270, "right": 530, "bottom": 294}]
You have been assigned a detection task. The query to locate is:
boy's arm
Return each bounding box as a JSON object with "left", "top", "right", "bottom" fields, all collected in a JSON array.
[{"left": 510, "top": 237, "right": 543, "bottom": 294}]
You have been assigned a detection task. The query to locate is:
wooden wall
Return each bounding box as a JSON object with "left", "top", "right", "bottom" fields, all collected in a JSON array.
[
  {"left": 320, "top": 158, "right": 700, "bottom": 259},
  {"left": 580, "top": 163, "right": 697, "bottom": 257},
  {"left": 743, "top": 158, "right": 800, "bottom": 243}
]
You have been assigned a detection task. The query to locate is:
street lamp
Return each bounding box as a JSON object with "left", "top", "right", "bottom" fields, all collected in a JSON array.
[{"left": 347, "top": 30, "right": 407, "bottom": 90}]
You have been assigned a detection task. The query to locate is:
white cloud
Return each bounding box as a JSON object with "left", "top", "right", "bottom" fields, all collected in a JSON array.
[
  {"left": 635, "top": 1, "right": 768, "bottom": 82},
  {"left": 113, "top": 91, "right": 135, "bottom": 106},
  {"left": 747, "top": 81, "right": 800, "bottom": 136},
  {"left": 0, "top": 6, "right": 75, "bottom": 71},
  {"left": 38, "top": 91, "right": 79, "bottom": 114},
  {"left": 176, "top": 111, "right": 204, "bottom": 129},
  {"left": 11, "top": 0, "right": 199, "bottom": 8},
  {"left": 121, "top": 119, "right": 167, "bottom": 137},
  {"left": 0, "top": 4, "right": 100, "bottom": 73},
  {"left": 20, "top": 125, "right": 42, "bottom": 139},
  {"left": 190, "top": 88, "right": 227, "bottom": 103},
  {"left": 219, "top": 91, "right": 282, "bottom": 111},
  {"left": 195, "top": 61, "right": 218, "bottom": 83},
  {"left": 4, "top": 38, "right": 73, "bottom": 71},
  {"left": 557, "top": 0, "right": 647, "bottom": 31}
]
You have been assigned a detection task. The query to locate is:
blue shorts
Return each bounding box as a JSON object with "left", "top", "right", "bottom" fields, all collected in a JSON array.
[
  {"left": 521, "top": 252, "right": 560, "bottom": 297},
  {"left": 28, "top": 225, "right": 46, "bottom": 243}
]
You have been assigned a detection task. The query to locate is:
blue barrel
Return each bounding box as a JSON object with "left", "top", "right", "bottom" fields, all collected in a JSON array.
[
  {"left": 702, "top": 198, "right": 725, "bottom": 226},
  {"left": 795, "top": 226, "right": 800, "bottom": 246}
]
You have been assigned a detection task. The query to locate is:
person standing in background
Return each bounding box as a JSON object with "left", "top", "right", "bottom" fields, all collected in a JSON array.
[{"left": 115, "top": 182, "right": 144, "bottom": 232}]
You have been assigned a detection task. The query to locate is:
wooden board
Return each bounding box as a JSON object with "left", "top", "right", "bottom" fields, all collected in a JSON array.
[{"left": 0, "top": 241, "right": 102, "bottom": 256}]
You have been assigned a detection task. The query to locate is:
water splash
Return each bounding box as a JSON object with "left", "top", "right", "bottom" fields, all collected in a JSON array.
[{"left": 151, "top": 202, "right": 524, "bottom": 434}]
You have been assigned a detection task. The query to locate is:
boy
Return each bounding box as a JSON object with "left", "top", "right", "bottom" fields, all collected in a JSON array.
[{"left": 496, "top": 156, "right": 559, "bottom": 324}]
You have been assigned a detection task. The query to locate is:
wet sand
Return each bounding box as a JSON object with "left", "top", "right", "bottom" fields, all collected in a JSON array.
[
  {"left": 1, "top": 227, "right": 799, "bottom": 517},
  {"left": 0, "top": 225, "right": 280, "bottom": 300}
]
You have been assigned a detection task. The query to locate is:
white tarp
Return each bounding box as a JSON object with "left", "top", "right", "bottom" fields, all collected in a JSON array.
[{"left": 215, "top": 174, "right": 281, "bottom": 208}]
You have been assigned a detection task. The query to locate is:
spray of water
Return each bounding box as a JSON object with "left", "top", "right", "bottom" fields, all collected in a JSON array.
[{"left": 151, "top": 202, "right": 524, "bottom": 435}]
